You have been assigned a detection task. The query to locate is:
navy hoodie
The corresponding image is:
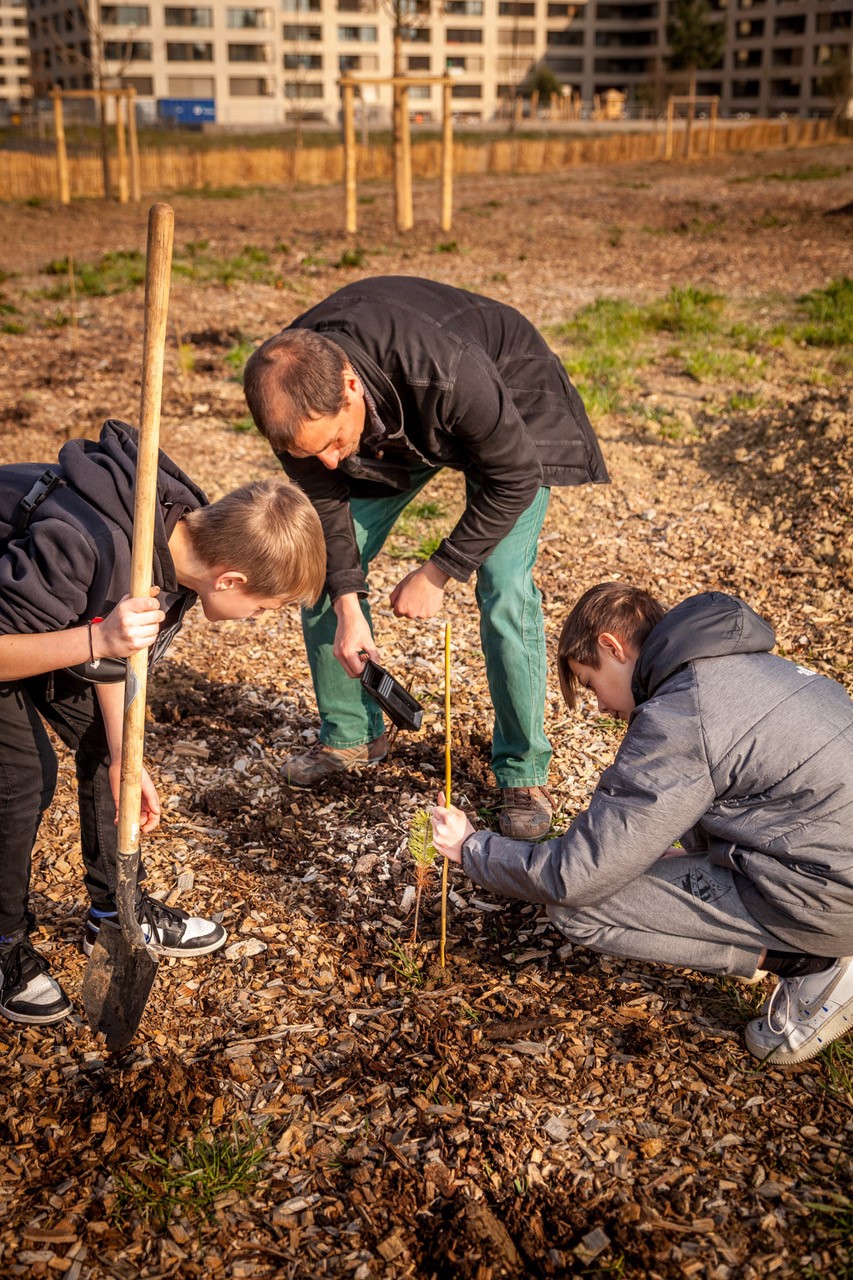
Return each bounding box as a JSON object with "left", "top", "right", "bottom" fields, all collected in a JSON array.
[{"left": 0, "top": 420, "right": 207, "bottom": 665}]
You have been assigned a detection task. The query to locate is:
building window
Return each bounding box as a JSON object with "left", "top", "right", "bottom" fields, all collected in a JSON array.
[
  {"left": 100, "top": 5, "right": 150, "bottom": 24},
  {"left": 338, "top": 25, "right": 378, "bottom": 40},
  {"left": 401, "top": 25, "right": 431, "bottom": 41},
  {"left": 282, "top": 22, "right": 321, "bottom": 37},
  {"left": 166, "top": 41, "right": 214, "bottom": 59},
  {"left": 284, "top": 51, "right": 322, "bottom": 67},
  {"left": 774, "top": 15, "right": 805, "bottom": 38},
  {"left": 104, "top": 39, "right": 152, "bottom": 58},
  {"left": 498, "top": 27, "right": 535, "bottom": 44},
  {"left": 548, "top": 27, "right": 583, "bottom": 44},
  {"left": 282, "top": 0, "right": 321, "bottom": 10},
  {"left": 451, "top": 82, "right": 482, "bottom": 97},
  {"left": 229, "top": 42, "right": 270, "bottom": 60},
  {"left": 445, "top": 0, "right": 483, "bottom": 13},
  {"left": 227, "top": 9, "right": 270, "bottom": 27},
  {"left": 121, "top": 74, "right": 153, "bottom": 92},
  {"left": 283, "top": 80, "right": 323, "bottom": 96},
  {"left": 547, "top": 2, "right": 576, "bottom": 14},
  {"left": 164, "top": 8, "right": 213, "bottom": 27},
  {"left": 408, "top": 84, "right": 431, "bottom": 98},
  {"left": 408, "top": 54, "right": 431, "bottom": 69},
  {"left": 446, "top": 27, "right": 482, "bottom": 42},
  {"left": 168, "top": 74, "right": 214, "bottom": 93},
  {"left": 499, "top": 1, "right": 535, "bottom": 13},
  {"left": 338, "top": 0, "right": 377, "bottom": 9},
  {"left": 230, "top": 75, "right": 273, "bottom": 94}
]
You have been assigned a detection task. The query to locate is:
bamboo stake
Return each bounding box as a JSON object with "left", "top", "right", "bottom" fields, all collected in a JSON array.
[
  {"left": 439, "top": 621, "right": 451, "bottom": 969},
  {"left": 128, "top": 88, "right": 141, "bottom": 202},
  {"left": 53, "top": 90, "right": 70, "bottom": 205},
  {"left": 441, "top": 79, "right": 453, "bottom": 233},
  {"left": 116, "top": 93, "right": 129, "bottom": 205}
]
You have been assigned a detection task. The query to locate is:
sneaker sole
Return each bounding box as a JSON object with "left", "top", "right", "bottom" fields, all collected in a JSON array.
[
  {"left": 746, "top": 1005, "right": 853, "bottom": 1066},
  {"left": 0, "top": 1003, "right": 72, "bottom": 1026},
  {"left": 83, "top": 933, "right": 227, "bottom": 960}
]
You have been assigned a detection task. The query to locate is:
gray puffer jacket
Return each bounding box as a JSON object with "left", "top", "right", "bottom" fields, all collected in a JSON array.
[{"left": 462, "top": 592, "right": 853, "bottom": 954}]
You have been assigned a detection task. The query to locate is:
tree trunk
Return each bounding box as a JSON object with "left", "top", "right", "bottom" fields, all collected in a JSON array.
[{"left": 98, "top": 91, "right": 112, "bottom": 200}]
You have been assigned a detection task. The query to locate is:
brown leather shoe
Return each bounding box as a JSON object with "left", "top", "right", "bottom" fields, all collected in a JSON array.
[
  {"left": 282, "top": 733, "right": 388, "bottom": 788},
  {"left": 499, "top": 786, "right": 555, "bottom": 840}
]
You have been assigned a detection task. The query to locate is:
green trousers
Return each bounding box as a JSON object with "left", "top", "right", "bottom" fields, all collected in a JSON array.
[{"left": 301, "top": 468, "right": 552, "bottom": 787}]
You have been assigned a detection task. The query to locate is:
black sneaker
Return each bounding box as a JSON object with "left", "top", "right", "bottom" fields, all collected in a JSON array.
[
  {"left": 83, "top": 894, "right": 227, "bottom": 959},
  {"left": 0, "top": 936, "right": 72, "bottom": 1025}
]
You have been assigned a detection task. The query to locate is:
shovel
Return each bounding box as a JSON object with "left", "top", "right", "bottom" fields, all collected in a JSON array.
[{"left": 81, "top": 202, "right": 175, "bottom": 1051}]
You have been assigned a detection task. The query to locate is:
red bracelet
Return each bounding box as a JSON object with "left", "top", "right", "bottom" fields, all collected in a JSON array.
[{"left": 88, "top": 617, "right": 103, "bottom": 664}]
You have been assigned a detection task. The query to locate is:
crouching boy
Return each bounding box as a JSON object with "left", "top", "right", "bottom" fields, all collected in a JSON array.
[
  {"left": 431, "top": 584, "right": 853, "bottom": 1066},
  {"left": 0, "top": 420, "right": 324, "bottom": 1026}
]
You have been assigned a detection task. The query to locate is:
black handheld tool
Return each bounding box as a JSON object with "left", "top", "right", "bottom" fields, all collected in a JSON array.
[{"left": 360, "top": 659, "right": 424, "bottom": 731}]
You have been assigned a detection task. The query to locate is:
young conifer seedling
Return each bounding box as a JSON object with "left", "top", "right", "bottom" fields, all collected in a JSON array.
[{"left": 408, "top": 808, "right": 437, "bottom": 945}]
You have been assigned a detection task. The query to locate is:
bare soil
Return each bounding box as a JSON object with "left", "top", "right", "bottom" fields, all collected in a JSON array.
[{"left": 0, "top": 140, "right": 851, "bottom": 1280}]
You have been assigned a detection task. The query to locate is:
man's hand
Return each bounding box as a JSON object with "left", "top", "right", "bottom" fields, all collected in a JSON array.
[
  {"left": 390, "top": 561, "right": 449, "bottom": 619},
  {"left": 333, "top": 594, "right": 379, "bottom": 677},
  {"left": 430, "top": 791, "right": 475, "bottom": 864},
  {"left": 97, "top": 591, "right": 165, "bottom": 659},
  {"left": 108, "top": 761, "right": 161, "bottom": 834}
]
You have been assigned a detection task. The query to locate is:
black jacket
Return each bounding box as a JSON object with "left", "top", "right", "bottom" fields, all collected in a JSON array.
[
  {"left": 463, "top": 594, "right": 853, "bottom": 955},
  {"left": 0, "top": 420, "right": 206, "bottom": 667},
  {"left": 280, "top": 277, "right": 608, "bottom": 600}
]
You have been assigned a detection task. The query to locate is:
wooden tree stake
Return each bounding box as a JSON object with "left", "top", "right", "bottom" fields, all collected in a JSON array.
[{"left": 440, "top": 621, "right": 451, "bottom": 969}]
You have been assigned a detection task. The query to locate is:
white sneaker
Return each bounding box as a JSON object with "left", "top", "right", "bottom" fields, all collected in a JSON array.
[
  {"left": 745, "top": 957, "right": 853, "bottom": 1066},
  {"left": 83, "top": 894, "right": 227, "bottom": 959}
]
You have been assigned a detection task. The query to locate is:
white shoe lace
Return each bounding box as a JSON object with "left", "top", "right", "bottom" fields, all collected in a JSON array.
[{"left": 766, "top": 979, "right": 793, "bottom": 1035}]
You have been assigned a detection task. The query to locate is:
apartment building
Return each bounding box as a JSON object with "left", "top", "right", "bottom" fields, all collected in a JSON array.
[
  {"left": 22, "top": 0, "right": 852, "bottom": 126},
  {"left": 0, "top": 0, "right": 30, "bottom": 119}
]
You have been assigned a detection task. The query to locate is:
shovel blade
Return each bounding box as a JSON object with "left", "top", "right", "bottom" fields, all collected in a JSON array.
[{"left": 81, "top": 921, "right": 159, "bottom": 1051}]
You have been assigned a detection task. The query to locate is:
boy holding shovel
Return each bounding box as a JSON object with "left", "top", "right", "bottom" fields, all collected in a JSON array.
[
  {"left": 0, "top": 419, "right": 324, "bottom": 1026},
  {"left": 431, "top": 584, "right": 853, "bottom": 1066}
]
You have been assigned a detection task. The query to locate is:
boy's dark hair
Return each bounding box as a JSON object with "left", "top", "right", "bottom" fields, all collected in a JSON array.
[
  {"left": 557, "top": 582, "right": 666, "bottom": 709},
  {"left": 183, "top": 477, "right": 325, "bottom": 605},
  {"left": 243, "top": 330, "right": 349, "bottom": 452}
]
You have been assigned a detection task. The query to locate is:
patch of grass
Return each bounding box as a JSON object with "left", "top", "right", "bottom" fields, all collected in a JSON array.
[
  {"left": 818, "top": 1037, "right": 853, "bottom": 1101},
  {"left": 357, "top": 194, "right": 376, "bottom": 205},
  {"left": 408, "top": 500, "right": 445, "bottom": 521},
  {"left": 768, "top": 163, "right": 850, "bottom": 183},
  {"left": 173, "top": 243, "right": 273, "bottom": 288},
  {"left": 647, "top": 284, "right": 725, "bottom": 337},
  {"left": 116, "top": 1120, "right": 267, "bottom": 1230},
  {"left": 726, "top": 390, "right": 764, "bottom": 412},
  {"left": 386, "top": 936, "right": 425, "bottom": 989},
  {"left": 435, "top": 240, "right": 459, "bottom": 254},
  {"left": 231, "top": 415, "right": 257, "bottom": 434},
  {"left": 44, "top": 249, "right": 146, "bottom": 297},
  {"left": 794, "top": 277, "right": 853, "bottom": 349},
  {"left": 1, "top": 321, "right": 27, "bottom": 335},
  {"left": 683, "top": 348, "right": 764, "bottom": 384},
  {"left": 607, "top": 225, "right": 624, "bottom": 248},
  {"left": 300, "top": 251, "right": 327, "bottom": 269},
  {"left": 552, "top": 297, "right": 650, "bottom": 417},
  {"left": 803, "top": 1193, "right": 853, "bottom": 1242},
  {"left": 176, "top": 183, "right": 268, "bottom": 199},
  {"left": 414, "top": 534, "right": 443, "bottom": 562},
  {"left": 336, "top": 246, "right": 367, "bottom": 269},
  {"left": 225, "top": 339, "right": 256, "bottom": 380}
]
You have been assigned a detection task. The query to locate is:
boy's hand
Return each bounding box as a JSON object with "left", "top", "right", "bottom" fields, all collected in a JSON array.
[
  {"left": 430, "top": 791, "right": 475, "bottom": 865},
  {"left": 108, "top": 762, "right": 162, "bottom": 834},
  {"left": 390, "top": 562, "right": 448, "bottom": 619},
  {"left": 97, "top": 591, "right": 165, "bottom": 659}
]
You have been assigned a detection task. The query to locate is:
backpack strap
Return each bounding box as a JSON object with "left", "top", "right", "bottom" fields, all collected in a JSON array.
[{"left": 17, "top": 469, "right": 65, "bottom": 534}]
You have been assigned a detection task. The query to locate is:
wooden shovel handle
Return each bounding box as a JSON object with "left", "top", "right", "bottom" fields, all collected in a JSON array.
[{"left": 115, "top": 202, "right": 174, "bottom": 948}]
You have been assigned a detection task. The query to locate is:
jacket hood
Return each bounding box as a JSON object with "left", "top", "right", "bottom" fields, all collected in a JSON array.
[
  {"left": 58, "top": 420, "right": 207, "bottom": 592},
  {"left": 632, "top": 592, "right": 776, "bottom": 705}
]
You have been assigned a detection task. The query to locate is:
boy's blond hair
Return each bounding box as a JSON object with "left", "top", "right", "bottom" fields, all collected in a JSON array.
[
  {"left": 184, "top": 478, "right": 325, "bottom": 605},
  {"left": 557, "top": 582, "right": 666, "bottom": 709}
]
